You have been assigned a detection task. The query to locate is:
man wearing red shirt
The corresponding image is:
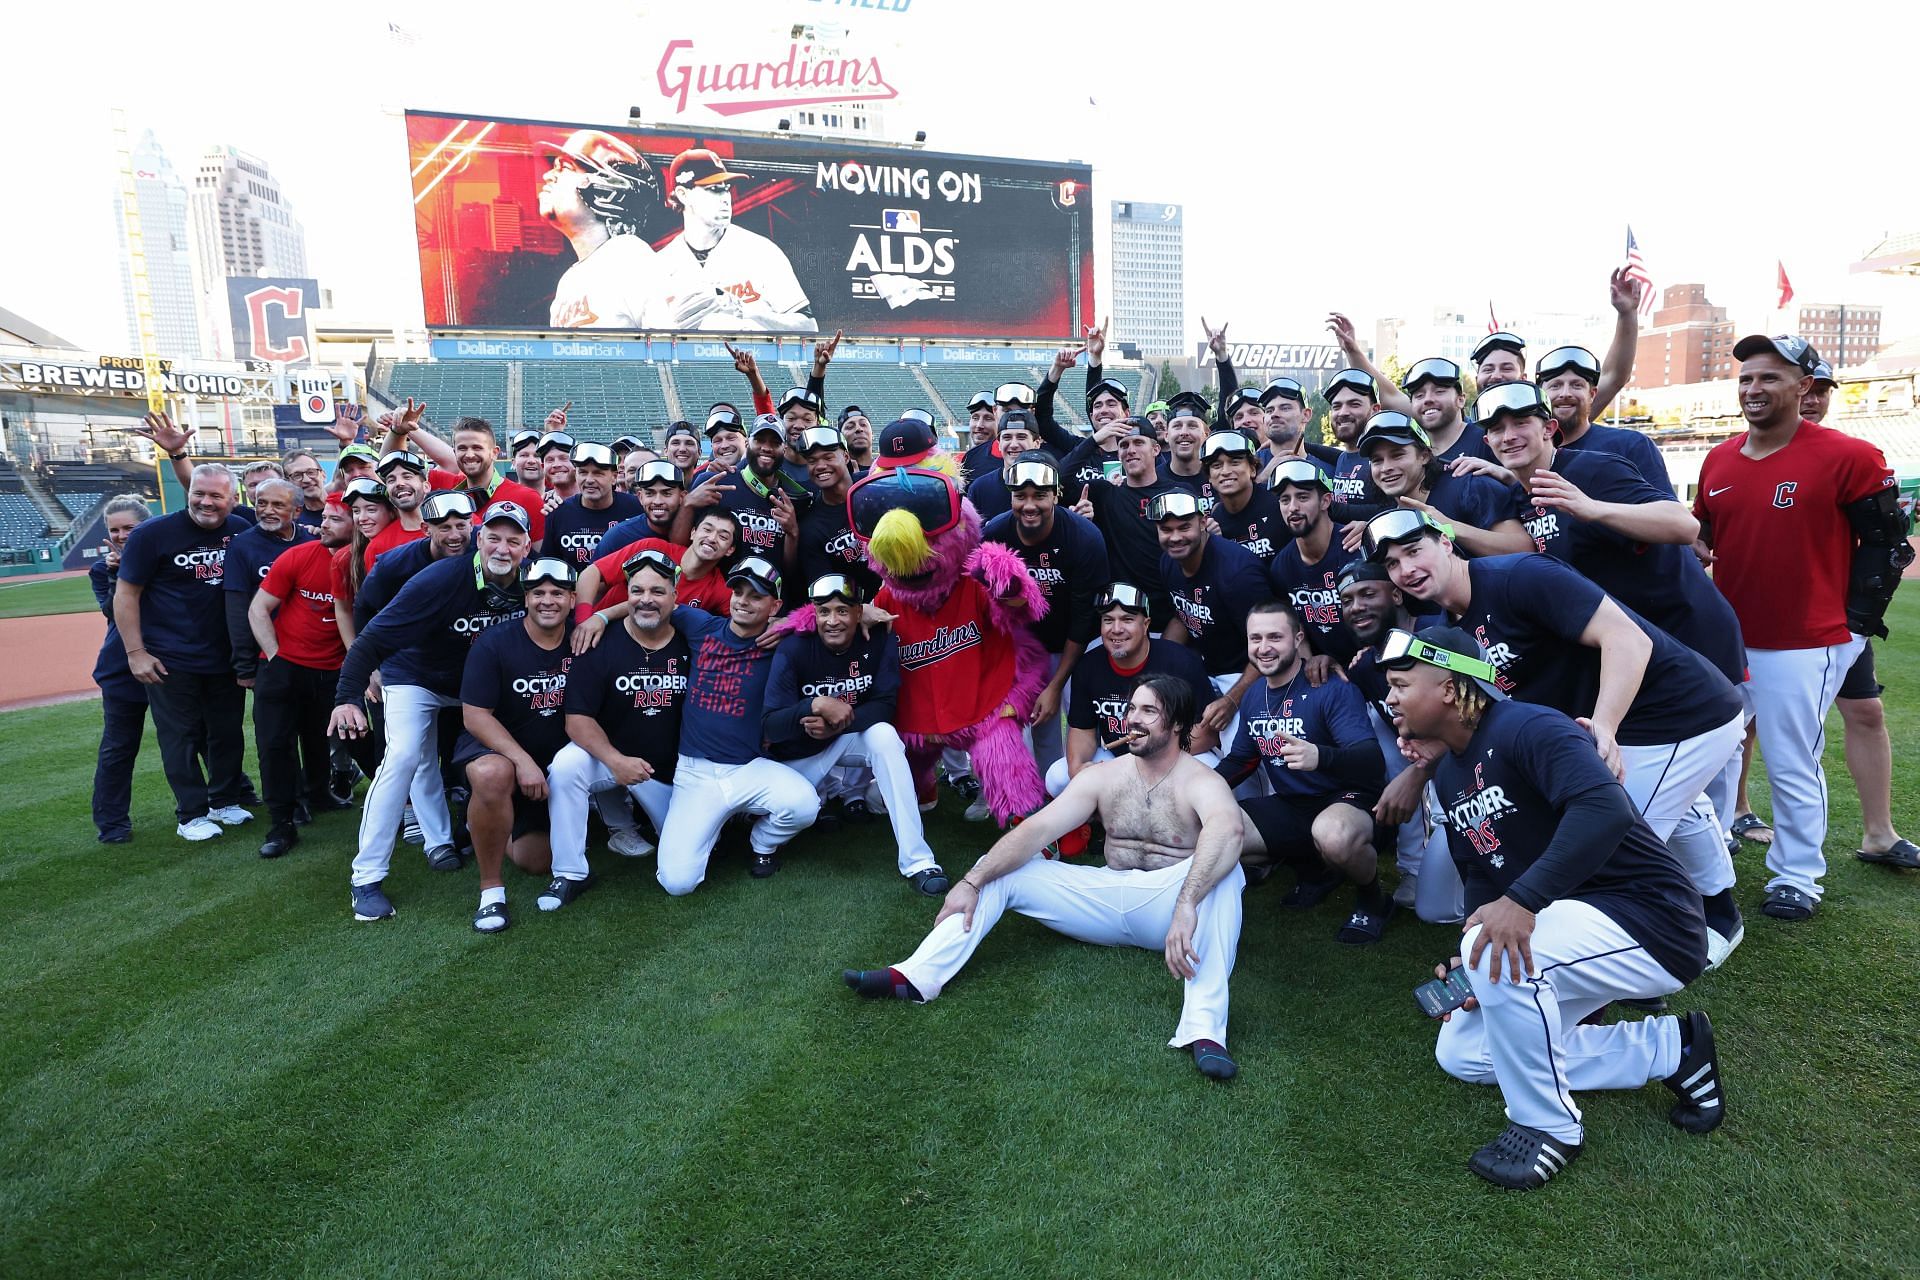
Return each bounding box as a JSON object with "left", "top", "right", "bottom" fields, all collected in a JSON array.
[
  {"left": 249, "top": 497, "right": 355, "bottom": 859},
  {"left": 389, "top": 412, "right": 547, "bottom": 545},
  {"left": 1694, "top": 335, "right": 1911, "bottom": 920}
]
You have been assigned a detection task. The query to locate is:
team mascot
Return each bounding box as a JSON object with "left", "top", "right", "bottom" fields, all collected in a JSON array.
[{"left": 783, "top": 417, "right": 1052, "bottom": 825}]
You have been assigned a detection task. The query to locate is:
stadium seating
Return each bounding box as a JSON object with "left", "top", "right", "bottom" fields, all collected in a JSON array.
[
  {"left": 520, "top": 363, "right": 671, "bottom": 443},
  {"left": 812, "top": 366, "right": 936, "bottom": 423},
  {"left": 1834, "top": 413, "right": 1920, "bottom": 468},
  {"left": 668, "top": 363, "right": 762, "bottom": 426},
  {"left": 56, "top": 491, "right": 104, "bottom": 521},
  {"left": 384, "top": 361, "right": 512, "bottom": 432},
  {"left": 0, "top": 494, "right": 58, "bottom": 551}
]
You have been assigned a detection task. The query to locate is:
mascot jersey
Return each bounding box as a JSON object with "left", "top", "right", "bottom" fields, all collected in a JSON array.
[{"left": 876, "top": 576, "right": 1018, "bottom": 736}]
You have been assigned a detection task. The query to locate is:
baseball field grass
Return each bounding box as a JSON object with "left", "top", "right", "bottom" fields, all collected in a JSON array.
[
  {"left": 0, "top": 574, "right": 95, "bottom": 620},
  {"left": 3, "top": 601, "right": 1917, "bottom": 1278}
]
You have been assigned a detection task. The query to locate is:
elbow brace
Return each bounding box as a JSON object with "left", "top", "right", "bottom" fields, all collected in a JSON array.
[{"left": 1845, "top": 488, "right": 1916, "bottom": 639}]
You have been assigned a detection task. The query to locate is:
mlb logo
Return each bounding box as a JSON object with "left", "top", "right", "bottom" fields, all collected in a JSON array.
[{"left": 882, "top": 209, "right": 921, "bottom": 233}]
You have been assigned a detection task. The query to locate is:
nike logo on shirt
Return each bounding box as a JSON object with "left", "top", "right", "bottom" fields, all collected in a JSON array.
[{"left": 1709, "top": 486, "right": 1733, "bottom": 497}]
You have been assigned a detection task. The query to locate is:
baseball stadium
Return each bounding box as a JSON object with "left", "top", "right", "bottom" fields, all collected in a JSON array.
[{"left": 4, "top": 53, "right": 1920, "bottom": 1280}]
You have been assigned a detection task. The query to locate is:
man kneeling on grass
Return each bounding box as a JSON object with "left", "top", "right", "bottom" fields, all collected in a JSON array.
[{"left": 843, "top": 675, "right": 1249, "bottom": 1081}]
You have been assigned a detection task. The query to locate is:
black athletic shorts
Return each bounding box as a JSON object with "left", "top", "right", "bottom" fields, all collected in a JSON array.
[
  {"left": 1838, "top": 639, "right": 1882, "bottom": 701},
  {"left": 1240, "top": 790, "right": 1382, "bottom": 869},
  {"left": 452, "top": 734, "right": 551, "bottom": 838}
]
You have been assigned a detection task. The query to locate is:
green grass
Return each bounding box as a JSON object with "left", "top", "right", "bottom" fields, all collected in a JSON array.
[
  {"left": 0, "top": 574, "right": 96, "bottom": 619},
  {"left": 4, "top": 603, "right": 1919, "bottom": 1278}
]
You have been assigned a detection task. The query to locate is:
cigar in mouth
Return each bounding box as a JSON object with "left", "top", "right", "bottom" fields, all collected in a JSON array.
[{"left": 1101, "top": 730, "right": 1145, "bottom": 751}]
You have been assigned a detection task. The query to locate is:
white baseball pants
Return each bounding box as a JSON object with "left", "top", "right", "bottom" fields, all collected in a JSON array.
[
  {"left": 545, "top": 741, "right": 675, "bottom": 882},
  {"left": 1619, "top": 712, "right": 1746, "bottom": 897},
  {"left": 350, "top": 684, "right": 456, "bottom": 888},
  {"left": 784, "top": 723, "right": 936, "bottom": 876},
  {"left": 655, "top": 755, "right": 820, "bottom": 895},
  {"left": 1715, "top": 638, "right": 1865, "bottom": 899},
  {"left": 894, "top": 857, "right": 1247, "bottom": 1049},
  {"left": 1436, "top": 899, "right": 1685, "bottom": 1145}
]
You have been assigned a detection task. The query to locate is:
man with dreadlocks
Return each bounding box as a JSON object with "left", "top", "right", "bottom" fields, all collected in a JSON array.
[{"left": 538, "top": 129, "right": 663, "bottom": 328}]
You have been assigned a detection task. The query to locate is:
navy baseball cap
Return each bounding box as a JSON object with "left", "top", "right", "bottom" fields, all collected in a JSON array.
[
  {"left": 1086, "top": 377, "right": 1131, "bottom": 408},
  {"left": 481, "top": 499, "right": 531, "bottom": 532},
  {"left": 997, "top": 408, "right": 1038, "bottom": 437},
  {"left": 874, "top": 417, "right": 937, "bottom": 468},
  {"left": 750, "top": 413, "right": 786, "bottom": 441},
  {"left": 1810, "top": 358, "right": 1836, "bottom": 387},
  {"left": 664, "top": 420, "right": 699, "bottom": 442},
  {"left": 1380, "top": 624, "right": 1507, "bottom": 702},
  {"left": 1733, "top": 334, "right": 1820, "bottom": 375},
  {"left": 838, "top": 405, "right": 868, "bottom": 425},
  {"left": 725, "top": 555, "right": 782, "bottom": 597},
  {"left": 1120, "top": 415, "right": 1161, "bottom": 442}
]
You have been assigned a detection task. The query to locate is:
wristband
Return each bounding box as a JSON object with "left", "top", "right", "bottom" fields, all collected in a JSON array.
[
  {"left": 594, "top": 610, "right": 612, "bottom": 625},
  {"left": 168, "top": 450, "right": 189, "bottom": 460}
]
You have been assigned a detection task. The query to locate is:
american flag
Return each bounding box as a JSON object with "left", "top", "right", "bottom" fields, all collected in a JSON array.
[
  {"left": 1486, "top": 300, "right": 1500, "bottom": 334},
  {"left": 1623, "top": 226, "right": 1656, "bottom": 316}
]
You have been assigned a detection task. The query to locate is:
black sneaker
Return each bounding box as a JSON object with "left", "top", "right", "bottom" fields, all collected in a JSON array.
[
  {"left": 292, "top": 800, "right": 312, "bottom": 827},
  {"left": 328, "top": 768, "right": 358, "bottom": 805},
  {"left": 536, "top": 875, "right": 593, "bottom": 912},
  {"left": 98, "top": 829, "right": 133, "bottom": 845},
  {"left": 949, "top": 775, "right": 983, "bottom": 807},
  {"left": 1281, "top": 869, "right": 1342, "bottom": 909},
  {"left": 1468, "top": 1122, "right": 1582, "bottom": 1190},
  {"left": 424, "top": 843, "right": 464, "bottom": 872},
  {"left": 1337, "top": 899, "right": 1395, "bottom": 944},
  {"left": 1664, "top": 1010, "right": 1726, "bottom": 1134},
  {"left": 908, "top": 867, "right": 950, "bottom": 896},
  {"left": 1617, "top": 995, "right": 1669, "bottom": 1014},
  {"left": 840, "top": 797, "right": 875, "bottom": 824},
  {"left": 258, "top": 823, "right": 299, "bottom": 859},
  {"left": 751, "top": 851, "right": 781, "bottom": 879}
]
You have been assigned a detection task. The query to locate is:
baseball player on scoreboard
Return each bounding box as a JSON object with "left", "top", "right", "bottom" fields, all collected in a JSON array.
[
  {"left": 1382, "top": 625, "right": 1725, "bottom": 1191},
  {"left": 1694, "top": 335, "right": 1912, "bottom": 920},
  {"left": 640, "top": 149, "right": 815, "bottom": 333},
  {"left": 538, "top": 129, "right": 662, "bottom": 329}
]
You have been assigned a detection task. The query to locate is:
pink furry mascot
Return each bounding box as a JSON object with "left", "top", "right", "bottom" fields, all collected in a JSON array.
[{"left": 835, "top": 461, "right": 1051, "bottom": 824}]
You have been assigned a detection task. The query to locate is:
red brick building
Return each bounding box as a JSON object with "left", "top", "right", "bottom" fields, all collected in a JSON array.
[{"left": 1630, "top": 284, "right": 1735, "bottom": 388}]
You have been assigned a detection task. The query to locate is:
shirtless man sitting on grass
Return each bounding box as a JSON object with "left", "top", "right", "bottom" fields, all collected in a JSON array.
[{"left": 842, "top": 674, "right": 1250, "bottom": 1081}]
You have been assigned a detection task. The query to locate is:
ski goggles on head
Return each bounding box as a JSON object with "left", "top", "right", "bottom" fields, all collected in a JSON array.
[
  {"left": 1269, "top": 458, "right": 1333, "bottom": 493},
  {"left": 798, "top": 426, "right": 846, "bottom": 454},
  {"left": 806, "top": 573, "right": 862, "bottom": 606},
  {"left": 1474, "top": 381, "right": 1554, "bottom": 426},
  {"left": 420, "top": 490, "right": 476, "bottom": 522},
  {"left": 1402, "top": 357, "right": 1462, "bottom": 392},
  {"left": 848, "top": 466, "right": 963, "bottom": 541},
  {"left": 1004, "top": 458, "right": 1061, "bottom": 491},
  {"left": 1355, "top": 411, "right": 1431, "bottom": 455},
  {"left": 522, "top": 557, "right": 578, "bottom": 589},
  {"left": 1362, "top": 508, "right": 1451, "bottom": 561},
  {"left": 634, "top": 459, "right": 684, "bottom": 488},
  {"left": 994, "top": 382, "right": 1036, "bottom": 407},
  {"left": 1085, "top": 377, "right": 1131, "bottom": 407},
  {"left": 726, "top": 555, "right": 782, "bottom": 597},
  {"left": 1147, "top": 491, "right": 1204, "bottom": 522},
  {"left": 622, "top": 547, "right": 680, "bottom": 583},
  {"left": 1535, "top": 346, "right": 1600, "bottom": 385},
  {"left": 1472, "top": 331, "right": 1526, "bottom": 364},
  {"left": 536, "top": 431, "right": 575, "bottom": 456},
  {"left": 508, "top": 429, "right": 541, "bottom": 453},
  {"left": 375, "top": 450, "right": 428, "bottom": 477},
  {"left": 1094, "top": 582, "right": 1152, "bottom": 615},
  {"left": 571, "top": 442, "right": 616, "bottom": 469},
  {"left": 1324, "top": 368, "right": 1377, "bottom": 401},
  {"left": 967, "top": 391, "right": 996, "bottom": 412},
  {"left": 1260, "top": 377, "right": 1306, "bottom": 404},
  {"left": 1202, "top": 431, "right": 1258, "bottom": 463},
  {"left": 341, "top": 477, "right": 390, "bottom": 506},
  {"left": 1377, "top": 627, "right": 1506, "bottom": 699},
  {"left": 610, "top": 435, "right": 643, "bottom": 454}
]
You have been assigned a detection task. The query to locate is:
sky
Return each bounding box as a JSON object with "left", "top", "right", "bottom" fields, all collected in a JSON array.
[{"left": 5, "top": 0, "right": 1918, "bottom": 356}]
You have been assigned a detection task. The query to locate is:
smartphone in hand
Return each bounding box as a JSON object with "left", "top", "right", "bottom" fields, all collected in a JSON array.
[{"left": 1413, "top": 966, "right": 1476, "bottom": 1018}]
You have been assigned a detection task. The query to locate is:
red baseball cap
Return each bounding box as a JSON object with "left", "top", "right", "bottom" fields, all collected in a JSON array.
[{"left": 667, "top": 148, "right": 749, "bottom": 194}]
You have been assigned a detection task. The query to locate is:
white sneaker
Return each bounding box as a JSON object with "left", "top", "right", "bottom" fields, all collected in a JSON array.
[
  {"left": 177, "top": 816, "right": 222, "bottom": 841},
  {"left": 963, "top": 797, "right": 992, "bottom": 822},
  {"left": 207, "top": 806, "right": 253, "bottom": 826},
  {"left": 608, "top": 828, "right": 655, "bottom": 858},
  {"left": 1393, "top": 875, "right": 1418, "bottom": 909},
  {"left": 1705, "top": 923, "right": 1745, "bottom": 971}
]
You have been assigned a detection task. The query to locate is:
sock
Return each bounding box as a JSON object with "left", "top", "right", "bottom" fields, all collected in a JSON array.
[
  {"left": 1190, "top": 1039, "right": 1238, "bottom": 1080},
  {"left": 1701, "top": 889, "right": 1741, "bottom": 934},
  {"left": 481, "top": 885, "right": 506, "bottom": 908},
  {"left": 845, "top": 967, "right": 921, "bottom": 1000},
  {"left": 1356, "top": 873, "right": 1388, "bottom": 911}
]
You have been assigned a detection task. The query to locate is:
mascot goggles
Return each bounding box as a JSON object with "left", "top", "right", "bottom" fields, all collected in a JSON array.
[
  {"left": 1362, "top": 509, "right": 1452, "bottom": 562},
  {"left": 421, "top": 491, "right": 477, "bottom": 522},
  {"left": 1378, "top": 628, "right": 1506, "bottom": 700},
  {"left": 1147, "top": 492, "right": 1203, "bottom": 522},
  {"left": 848, "top": 467, "right": 963, "bottom": 542},
  {"left": 523, "top": 557, "right": 578, "bottom": 590},
  {"left": 1094, "top": 582, "right": 1152, "bottom": 615},
  {"left": 622, "top": 547, "right": 680, "bottom": 583},
  {"left": 807, "top": 573, "right": 863, "bottom": 606}
]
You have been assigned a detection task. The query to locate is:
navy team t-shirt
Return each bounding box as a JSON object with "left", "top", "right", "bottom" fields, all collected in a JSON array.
[
  {"left": 563, "top": 620, "right": 693, "bottom": 782},
  {"left": 459, "top": 620, "right": 574, "bottom": 769},
  {"left": 674, "top": 606, "right": 780, "bottom": 765},
  {"left": 1436, "top": 699, "right": 1708, "bottom": 984},
  {"left": 984, "top": 508, "right": 1110, "bottom": 655},
  {"left": 1066, "top": 638, "right": 1213, "bottom": 753},
  {"left": 1211, "top": 486, "right": 1291, "bottom": 564},
  {"left": 1426, "top": 468, "right": 1520, "bottom": 533},
  {"left": 1267, "top": 536, "right": 1363, "bottom": 664},
  {"left": 115, "top": 509, "right": 248, "bottom": 675},
  {"left": 1161, "top": 535, "right": 1270, "bottom": 676},
  {"left": 1454, "top": 554, "right": 1741, "bottom": 746},
  {"left": 1223, "top": 665, "right": 1379, "bottom": 799},
  {"left": 541, "top": 492, "right": 644, "bottom": 568},
  {"left": 223, "top": 523, "right": 311, "bottom": 597}
]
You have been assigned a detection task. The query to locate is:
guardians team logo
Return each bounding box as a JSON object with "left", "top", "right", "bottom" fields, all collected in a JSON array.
[{"left": 897, "top": 622, "right": 982, "bottom": 671}]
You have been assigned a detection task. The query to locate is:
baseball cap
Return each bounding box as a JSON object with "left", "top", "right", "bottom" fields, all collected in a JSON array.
[
  {"left": 873, "top": 417, "right": 937, "bottom": 468},
  {"left": 508, "top": 429, "right": 542, "bottom": 453},
  {"left": 1094, "top": 581, "right": 1152, "bottom": 615},
  {"left": 997, "top": 408, "right": 1038, "bottom": 437},
  {"left": 838, "top": 405, "right": 868, "bottom": 425},
  {"left": 1269, "top": 457, "right": 1334, "bottom": 495},
  {"left": 1472, "top": 332, "right": 1527, "bottom": 365},
  {"left": 749, "top": 413, "right": 785, "bottom": 441},
  {"left": 1324, "top": 369, "right": 1378, "bottom": 402},
  {"left": 421, "top": 490, "right": 477, "bottom": 523},
  {"left": 1355, "top": 410, "right": 1431, "bottom": 456},
  {"left": 536, "top": 431, "right": 575, "bottom": 457},
  {"left": 1379, "top": 625, "right": 1507, "bottom": 702},
  {"left": 1259, "top": 377, "right": 1307, "bottom": 405},
  {"left": 1732, "top": 333, "right": 1820, "bottom": 375},
  {"left": 1086, "top": 377, "right": 1131, "bottom": 408},
  {"left": 1810, "top": 358, "right": 1836, "bottom": 387},
  {"left": 374, "top": 449, "right": 427, "bottom": 477},
  {"left": 1403, "top": 357, "right": 1463, "bottom": 393},
  {"left": 1120, "top": 415, "right": 1161, "bottom": 443},
  {"left": 481, "top": 499, "right": 531, "bottom": 532},
  {"left": 571, "top": 441, "right": 617, "bottom": 468},
  {"left": 704, "top": 409, "right": 745, "bottom": 437},
  {"left": 1474, "top": 382, "right": 1554, "bottom": 427},
  {"left": 522, "top": 556, "right": 578, "bottom": 590},
  {"left": 725, "top": 555, "right": 782, "bottom": 597},
  {"left": 1335, "top": 560, "right": 1393, "bottom": 594},
  {"left": 777, "top": 387, "right": 824, "bottom": 417},
  {"left": 664, "top": 420, "right": 699, "bottom": 443},
  {"left": 1535, "top": 346, "right": 1600, "bottom": 385},
  {"left": 1144, "top": 400, "right": 1170, "bottom": 417},
  {"left": 337, "top": 443, "right": 381, "bottom": 468},
  {"left": 668, "top": 148, "right": 749, "bottom": 195},
  {"left": 542, "top": 129, "right": 641, "bottom": 174}
]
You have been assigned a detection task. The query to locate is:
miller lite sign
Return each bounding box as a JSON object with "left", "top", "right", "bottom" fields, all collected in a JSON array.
[
  {"left": 295, "top": 373, "right": 336, "bottom": 424},
  {"left": 227, "top": 277, "right": 320, "bottom": 366}
]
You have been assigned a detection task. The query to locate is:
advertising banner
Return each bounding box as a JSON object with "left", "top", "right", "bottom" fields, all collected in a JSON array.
[
  {"left": 406, "top": 109, "right": 1093, "bottom": 339},
  {"left": 1194, "top": 341, "right": 1348, "bottom": 392}
]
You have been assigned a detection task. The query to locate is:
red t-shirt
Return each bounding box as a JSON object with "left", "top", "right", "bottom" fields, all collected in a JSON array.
[
  {"left": 428, "top": 467, "right": 547, "bottom": 543},
  {"left": 1693, "top": 420, "right": 1893, "bottom": 649},
  {"left": 577, "top": 538, "right": 734, "bottom": 619},
  {"left": 363, "top": 519, "right": 425, "bottom": 571},
  {"left": 261, "top": 540, "right": 346, "bottom": 669},
  {"left": 330, "top": 545, "right": 356, "bottom": 615},
  {"left": 876, "top": 576, "right": 1017, "bottom": 735}
]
